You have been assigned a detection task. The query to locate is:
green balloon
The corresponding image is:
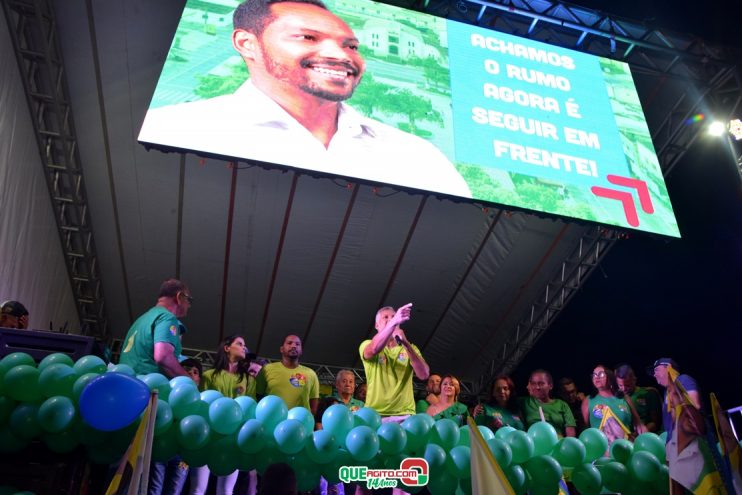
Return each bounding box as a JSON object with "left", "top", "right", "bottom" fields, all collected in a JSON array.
[
  {"left": 38, "top": 363, "right": 79, "bottom": 398},
  {"left": 38, "top": 353, "right": 74, "bottom": 372},
  {"left": 597, "top": 460, "right": 628, "bottom": 493},
  {"left": 579, "top": 427, "right": 609, "bottom": 462},
  {"left": 108, "top": 364, "right": 136, "bottom": 376},
  {"left": 151, "top": 427, "right": 179, "bottom": 462},
  {"left": 634, "top": 432, "right": 666, "bottom": 463},
  {"left": 524, "top": 455, "right": 562, "bottom": 492},
  {"left": 0, "top": 396, "right": 16, "bottom": 425},
  {"left": 3, "top": 365, "right": 42, "bottom": 402},
  {"left": 506, "top": 465, "right": 528, "bottom": 495},
  {"left": 0, "top": 424, "right": 28, "bottom": 453},
  {"left": 43, "top": 429, "right": 80, "bottom": 453},
  {"left": 377, "top": 422, "right": 407, "bottom": 455},
  {"left": 274, "top": 418, "right": 307, "bottom": 455},
  {"left": 528, "top": 421, "right": 559, "bottom": 456},
  {"left": 73, "top": 417, "right": 109, "bottom": 446},
  {"left": 430, "top": 418, "right": 460, "bottom": 451},
  {"left": 9, "top": 402, "right": 42, "bottom": 439},
  {"left": 181, "top": 446, "right": 210, "bottom": 467},
  {"left": 401, "top": 414, "right": 431, "bottom": 453},
  {"left": 445, "top": 445, "right": 471, "bottom": 479},
  {"left": 320, "top": 448, "right": 351, "bottom": 483},
  {"left": 253, "top": 445, "right": 287, "bottom": 475},
  {"left": 176, "top": 414, "right": 211, "bottom": 450},
  {"left": 168, "top": 384, "right": 201, "bottom": 419},
  {"left": 293, "top": 456, "right": 322, "bottom": 492},
  {"left": 506, "top": 430, "right": 535, "bottom": 464},
  {"left": 486, "top": 437, "right": 512, "bottom": 469},
  {"left": 458, "top": 425, "right": 471, "bottom": 447},
  {"left": 208, "top": 397, "right": 243, "bottom": 435},
  {"left": 237, "top": 418, "right": 266, "bottom": 454},
  {"left": 653, "top": 464, "right": 670, "bottom": 495},
  {"left": 208, "top": 435, "right": 240, "bottom": 476},
  {"left": 38, "top": 395, "right": 76, "bottom": 433},
  {"left": 141, "top": 373, "right": 171, "bottom": 402},
  {"left": 0, "top": 353, "right": 35, "bottom": 378},
  {"left": 571, "top": 463, "right": 602, "bottom": 495},
  {"left": 424, "top": 442, "right": 447, "bottom": 471},
  {"left": 495, "top": 425, "right": 516, "bottom": 440},
  {"left": 305, "top": 429, "right": 339, "bottom": 464},
  {"left": 73, "top": 355, "right": 107, "bottom": 375},
  {"left": 154, "top": 399, "right": 174, "bottom": 436},
  {"left": 551, "top": 437, "right": 586, "bottom": 467},
  {"left": 610, "top": 438, "right": 634, "bottom": 464},
  {"left": 345, "top": 425, "right": 379, "bottom": 462},
  {"left": 87, "top": 442, "right": 125, "bottom": 464},
  {"left": 72, "top": 372, "right": 100, "bottom": 404},
  {"left": 628, "top": 451, "right": 661, "bottom": 482},
  {"left": 428, "top": 469, "right": 459, "bottom": 495},
  {"left": 458, "top": 477, "right": 472, "bottom": 495}
]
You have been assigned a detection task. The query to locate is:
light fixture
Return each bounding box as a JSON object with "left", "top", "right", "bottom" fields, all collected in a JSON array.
[{"left": 707, "top": 121, "right": 727, "bottom": 137}]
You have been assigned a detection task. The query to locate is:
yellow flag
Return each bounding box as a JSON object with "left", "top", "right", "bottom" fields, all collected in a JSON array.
[
  {"left": 467, "top": 416, "right": 515, "bottom": 495},
  {"left": 105, "top": 397, "right": 153, "bottom": 495}
]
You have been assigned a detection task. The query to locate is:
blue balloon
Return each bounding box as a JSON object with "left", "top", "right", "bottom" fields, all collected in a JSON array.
[{"left": 79, "top": 373, "right": 150, "bottom": 431}]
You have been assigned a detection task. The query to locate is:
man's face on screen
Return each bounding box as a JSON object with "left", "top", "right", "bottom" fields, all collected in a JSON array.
[{"left": 255, "top": 3, "right": 365, "bottom": 102}]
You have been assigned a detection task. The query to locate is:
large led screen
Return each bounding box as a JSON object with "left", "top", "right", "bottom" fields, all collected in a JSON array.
[{"left": 139, "top": 0, "right": 680, "bottom": 237}]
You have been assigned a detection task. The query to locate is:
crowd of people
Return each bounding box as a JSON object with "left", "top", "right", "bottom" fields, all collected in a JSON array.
[{"left": 103, "top": 277, "right": 713, "bottom": 495}]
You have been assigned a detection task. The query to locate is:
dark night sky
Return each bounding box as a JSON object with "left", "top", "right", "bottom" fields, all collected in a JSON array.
[{"left": 514, "top": 0, "right": 742, "bottom": 408}]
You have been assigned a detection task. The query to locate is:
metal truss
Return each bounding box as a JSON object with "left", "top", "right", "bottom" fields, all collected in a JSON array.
[
  {"left": 477, "top": 226, "right": 621, "bottom": 393},
  {"left": 1, "top": 0, "right": 107, "bottom": 337}
]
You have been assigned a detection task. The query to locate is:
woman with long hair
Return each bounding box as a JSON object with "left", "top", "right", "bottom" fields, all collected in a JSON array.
[
  {"left": 581, "top": 364, "right": 647, "bottom": 445},
  {"left": 425, "top": 375, "right": 469, "bottom": 426},
  {"left": 473, "top": 375, "right": 524, "bottom": 431},
  {"left": 189, "top": 334, "right": 251, "bottom": 495}
]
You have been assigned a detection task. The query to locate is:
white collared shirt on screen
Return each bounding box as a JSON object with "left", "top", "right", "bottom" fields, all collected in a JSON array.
[{"left": 138, "top": 81, "right": 472, "bottom": 199}]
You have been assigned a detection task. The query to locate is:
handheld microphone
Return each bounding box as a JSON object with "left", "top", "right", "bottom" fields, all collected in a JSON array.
[{"left": 394, "top": 335, "right": 402, "bottom": 345}]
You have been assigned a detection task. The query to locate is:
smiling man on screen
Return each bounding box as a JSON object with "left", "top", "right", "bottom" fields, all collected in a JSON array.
[{"left": 139, "top": 0, "right": 471, "bottom": 198}]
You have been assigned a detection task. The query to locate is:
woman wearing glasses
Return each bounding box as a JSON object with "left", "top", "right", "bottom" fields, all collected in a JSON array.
[{"left": 582, "top": 365, "right": 647, "bottom": 445}]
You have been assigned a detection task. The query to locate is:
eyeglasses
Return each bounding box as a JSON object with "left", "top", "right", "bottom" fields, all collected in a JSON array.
[
  {"left": 181, "top": 293, "right": 194, "bottom": 304},
  {"left": 591, "top": 371, "right": 607, "bottom": 379}
]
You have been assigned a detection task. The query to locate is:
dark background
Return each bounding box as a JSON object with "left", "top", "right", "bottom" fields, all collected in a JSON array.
[{"left": 514, "top": 0, "right": 742, "bottom": 408}]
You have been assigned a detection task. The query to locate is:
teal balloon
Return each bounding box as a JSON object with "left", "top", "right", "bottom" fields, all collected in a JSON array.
[
  {"left": 0, "top": 396, "right": 16, "bottom": 425},
  {"left": 610, "top": 438, "right": 634, "bottom": 464},
  {"left": 571, "top": 463, "right": 602, "bottom": 495},
  {"left": 73, "top": 355, "right": 107, "bottom": 375},
  {"left": 322, "top": 403, "right": 353, "bottom": 446},
  {"left": 168, "top": 384, "right": 201, "bottom": 419},
  {"left": 253, "top": 445, "right": 287, "bottom": 475},
  {"left": 306, "top": 429, "right": 339, "bottom": 464},
  {"left": 0, "top": 353, "right": 35, "bottom": 377},
  {"left": 288, "top": 406, "right": 315, "bottom": 436},
  {"left": 72, "top": 372, "right": 99, "bottom": 404},
  {"left": 458, "top": 477, "right": 472, "bottom": 495},
  {"left": 353, "top": 407, "right": 382, "bottom": 430},
  {"left": 653, "top": 464, "right": 670, "bottom": 495},
  {"left": 429, "top": 418, "right": 460, "bottom": 451},
  {"left": 256, "top": 395, "right": 289, "bottom": 433},
  {"left": 579, "top": 427, "right": 609, "bottom": 462},
  {"left": 141, "top": 373, "right": 171, "bottom": 402},
  {"left": 377, "top": 421, "right": 407, "bottom": 455},
  {"left": 634, "top": 432, "right": 666, "bottom": 463},
  {"left": 428, "top": 469, "right": 459, "bottom": 495},
  {"left": 597, "top": 460, "right": 628, "bottom": 493},
  {"left": 38, "top": 363, "right": 78, "bottom": 398},
  {"left": 506, "top": 430, "right": 535, "bottom": 464},
  {"left": 274, "top": 418, "right": 307, "bottom": 455},
  {"left": 151, "top": 428, "right": 179, "bottom": 462},
  {"left": 108, "top": 364, "right": 136, "bottom": 376},
  {"left": 235, "top": 396, "right": 257, "bottom": 420},
  {"left": 416, "top": 412, "right": 435, "bottom": 429},
  {"left": 181, "top": 446, "right": 211, "bottom": 468},
  {"left": 495, "top": 425, "right": 516, "bottom": 440},
  {"left": 628, "top": 451, "right": 661, "bottom": 482},
  {"left": 3, "top": 365, "right": 42, "bottom": 402},
  {"left": 38, "top": 396, "right": 76, "bottom": 433},
  {"left": 154, "top": 399, "right": 174, "bottom": 435},
  {"left": 659, "top": 430, "right": 668, "bottom": 443},
  {"left": 74, "top": 416, "right": 109, "bottom": 446},
  {"left": 43, "top": 429, "right": 79, "bottom": 453},
  {"left": 345, "top": 425, "right": 379, "bottom": 462},
  {"left": 208, "top": 435, "right": 240, "bottom": 476},
  {"left": 176, "top": 414, "right": 211, "bottom": 450},
  {"left": 528, "top": 421, "right": 559, "bottom": 456},
  {"left": 237, "top": 418, "right": 266, "bottom": 454},
  {"left": 321, "top": 448, "right": 351, "bottom": 483},
  {"left": 0, "top": 424, "right": 28, "bottom": 453},
  {"left": 524, "top": 455, "right": 562, "bottom": 487},
  {"left": 446, "top": 445, "right": 471, "bottom": 479},
  {"left": 424, "top": 442, "right": 447, "bottom": 471},
  {"left": 458, "top": 425, "right": 471, "bottom": 446},
  {"left": 169, "top": 375, "right": 197, "bottom": 390},
  {"left": 10, "top": 402, "right": 42, "bottom": 439},
  {"left": 208, "top": 397, "right": 243, "bottom": 435},
  {"left": 478, "top": 425, "right": 495, "bottom": 442},
  {"left": 486, "top": 437, "right": 512, "bottom": 469},
  {"left": 402, "top": 414, "right": 432, "bottom": 454},
  {"left": 200, "top": 389, "right": 223, "bottom": 404},
  {"left": 38, "top": 353, "right": 74, "bottom": 372},
  {"left": 506, "top": 465, "right": 528, "bottom": 495},
  {"left": 551, "top": 437, "right": 586, "bottom": 467},
  {"left": 294, "top": 458, "right": 322, "bottom": 493}
]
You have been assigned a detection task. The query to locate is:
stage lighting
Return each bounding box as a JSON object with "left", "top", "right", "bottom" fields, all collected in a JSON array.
[
  {"left": 729, "top": 119, "right": 742, "bottom": 141},
  {"left": 708, "top": 121, "right": 727, "bottom": 137}
]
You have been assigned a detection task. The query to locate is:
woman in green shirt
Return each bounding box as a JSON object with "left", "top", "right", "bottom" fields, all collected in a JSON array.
[
  {"left": 426, "top": 375, "right": 469, "bottom": 426},
  {"left": 473, "top": 375, "right": 524, "bottom": 431}
]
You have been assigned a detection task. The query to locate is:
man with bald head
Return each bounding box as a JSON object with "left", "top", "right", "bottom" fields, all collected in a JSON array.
[{"left": 256, "top": 334, "right": 319, "bottom": 414}]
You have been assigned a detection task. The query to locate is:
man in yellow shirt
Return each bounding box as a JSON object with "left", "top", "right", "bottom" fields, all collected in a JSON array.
[
  {"left": 359, "top": 303, "right": 430, "bottom": 419},
  {"left": 256, "top": 335, "right": 319, "bottom": 415}
]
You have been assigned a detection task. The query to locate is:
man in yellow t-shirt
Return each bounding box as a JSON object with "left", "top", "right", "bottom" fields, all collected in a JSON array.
[
  {"left": 359, "top": 303, "right": 430, "bottom": 419},
  {"left": 256, "top": 335, "right": 319, "bottom": 415}
]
